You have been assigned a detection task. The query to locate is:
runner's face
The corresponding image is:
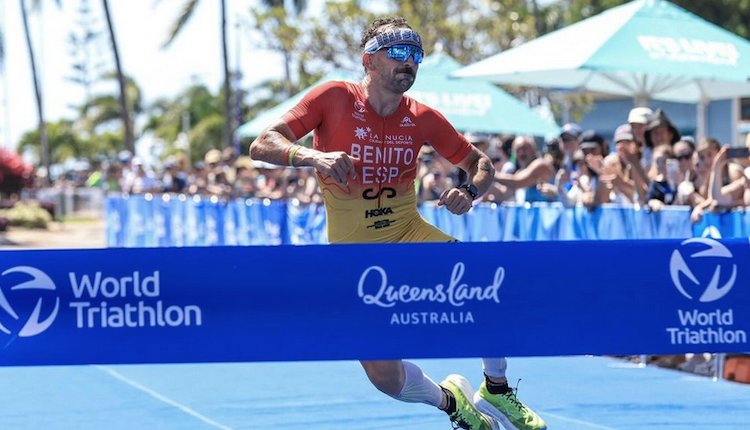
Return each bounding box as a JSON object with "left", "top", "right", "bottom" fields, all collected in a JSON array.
[{"left": 371, "top": 48, "right": 419, "bottom": 94}]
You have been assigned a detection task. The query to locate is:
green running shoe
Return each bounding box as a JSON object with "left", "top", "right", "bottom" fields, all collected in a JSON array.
[
  {"left": 441, "top": 375, "right": 500, "bottom": 430},
  {"left": 474, "top": 380, "right": 547, "bottom": 430}
]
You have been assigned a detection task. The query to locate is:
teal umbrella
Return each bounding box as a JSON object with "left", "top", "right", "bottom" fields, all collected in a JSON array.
[
  {"left": 238, "top": 55, "right": 558, "bottom": 139},
  {"left": 455, "top": 0, "right": 750, "bottom": 138},
  {"left": 407, "top": 53, "right": 559, "bottom": 136}
]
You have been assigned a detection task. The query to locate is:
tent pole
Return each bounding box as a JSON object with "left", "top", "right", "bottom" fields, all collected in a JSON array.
[
  {"left": 731, "top": 98, "right": 740, "bottom": 146},
  {"left": 696, "top": 99, "right": 707, "bottom": 141},
  {"left": 633, "top": 96, "right": 650, "bottom": 107}
]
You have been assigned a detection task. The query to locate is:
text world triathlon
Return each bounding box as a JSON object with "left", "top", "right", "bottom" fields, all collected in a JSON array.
[{"left": 68, "top": 271, "right": 202, "bottom": 328}]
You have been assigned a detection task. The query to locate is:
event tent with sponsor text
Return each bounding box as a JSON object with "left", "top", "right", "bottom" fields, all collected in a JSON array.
[
  {"left": 237, "top": 54, "right": 559, "bottom": 139},
  {"left": 405, "top": 53, "right": 559, "bottom": 136},
  {"left": 454, "top": 0, "right": 750, "bottom": 140}
]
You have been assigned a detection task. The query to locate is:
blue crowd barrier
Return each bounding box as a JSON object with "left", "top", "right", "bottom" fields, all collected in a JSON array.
[
  {"left": 1, "top": 239, "right": 749, "bottom": 365},
  {"left": 105, "top": 195, "right": 746, "bottom": 247}
]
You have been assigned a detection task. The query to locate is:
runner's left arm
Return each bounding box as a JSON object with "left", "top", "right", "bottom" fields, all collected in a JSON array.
[
  {"left": 437, "top": 147, "right": 494, "bottom": 215},
  {"left": 423, "top": 109, "right": 494, "bottom": 214}
]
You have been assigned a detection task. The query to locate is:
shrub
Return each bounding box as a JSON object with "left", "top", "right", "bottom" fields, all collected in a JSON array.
[{"left": 0, "top": 201, "right": 53, "bottom": 229}]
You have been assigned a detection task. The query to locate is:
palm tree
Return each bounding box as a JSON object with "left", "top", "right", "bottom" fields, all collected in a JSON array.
[
  {"left": 101, "top": 0, "right": 134, "bottom": 154},
  {"left": 20, "top": 0, "right": 60, "bottom": 184},
  {"left": 163, "top": 0, "right": 307, "bottom": 150},
  {"left": 80, "top": 72, "right": 143, "bottom": 134},
  {"left": 163, "top": 0, "right": 232, "bottom": 149},
  {"left": 260, "top": 0, "right": 307, "bottom": 97}
]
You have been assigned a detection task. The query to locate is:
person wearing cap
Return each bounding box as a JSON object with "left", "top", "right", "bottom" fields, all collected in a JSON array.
[
  {"left": 578, "top": 130, "right": 606, "bottom": 157},
  {"left": 559, "top": 123, "right": 582, "bottom": 163},
  {"left": 627, "top": 107, "right": 653, "bottom": 170},
  {"left": 599, "top": 124, "right": 648, "bottom": 205},
  {"left": 123, "top": 157, "right": 158, "bottom": 194},
  {"left": 627, "top": 108, "right": 652, "bottom": 148},
  {"left": 249, "top": 16, "right": 545, "bottom": 430}
]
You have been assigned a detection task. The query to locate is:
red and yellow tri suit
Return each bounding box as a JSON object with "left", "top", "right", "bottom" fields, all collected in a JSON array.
[{"left": 283, "top": 81, "right": 472, "bottom": 244}]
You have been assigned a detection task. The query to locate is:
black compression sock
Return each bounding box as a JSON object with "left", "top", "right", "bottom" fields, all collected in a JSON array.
[
  {"left": 440, "top": 387, "right": 457, "bottom": 415},
  {"left": 485, "top": 375, "right": 511, "bottom": 395}
]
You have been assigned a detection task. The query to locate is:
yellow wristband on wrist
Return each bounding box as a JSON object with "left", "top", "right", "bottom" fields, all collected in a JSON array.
[{"left": 288, "top": 145, "right": 301, "bottom": 166}]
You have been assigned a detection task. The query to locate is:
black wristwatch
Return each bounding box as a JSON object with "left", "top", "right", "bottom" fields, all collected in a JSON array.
[{"left": 460, "top": 183, "right": 479, "bottom": 200}]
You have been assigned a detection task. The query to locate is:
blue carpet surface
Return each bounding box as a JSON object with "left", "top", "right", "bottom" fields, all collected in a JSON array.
[{"left": 0, "top": 356, "right": 747, "bottom": 430}]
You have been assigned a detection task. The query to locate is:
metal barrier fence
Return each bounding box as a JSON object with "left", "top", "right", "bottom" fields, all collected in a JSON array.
[{"left": 25, "top": 187, "right": 105, "bottom": 219}]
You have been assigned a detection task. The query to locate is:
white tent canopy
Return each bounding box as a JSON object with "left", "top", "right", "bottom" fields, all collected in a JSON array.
[{"left": 455, "top": 0, "right": 750, "bottom": 140}]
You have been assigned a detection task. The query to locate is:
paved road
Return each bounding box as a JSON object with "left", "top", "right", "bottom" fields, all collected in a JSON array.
[{"left": 0, "top": 219, "right": 106, "bottom": 250}]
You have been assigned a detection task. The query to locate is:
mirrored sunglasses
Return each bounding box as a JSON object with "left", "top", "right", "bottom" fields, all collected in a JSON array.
[{"left": 385, "top": 44, "right": 424, "bottom": 63}]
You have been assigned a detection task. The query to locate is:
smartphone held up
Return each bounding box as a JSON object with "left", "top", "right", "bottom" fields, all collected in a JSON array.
[{"left": 725, "top": 147, "right": 750, "bottom": 159}]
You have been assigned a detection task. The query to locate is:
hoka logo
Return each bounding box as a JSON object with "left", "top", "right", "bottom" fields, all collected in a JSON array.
[{"left": 365, "top": 207, "right": 393, "bottom": 218}]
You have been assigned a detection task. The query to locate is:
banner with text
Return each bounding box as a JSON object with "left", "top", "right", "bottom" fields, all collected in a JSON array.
[{"left": 0, "top": 238, "right": 748, "bottom": 366}]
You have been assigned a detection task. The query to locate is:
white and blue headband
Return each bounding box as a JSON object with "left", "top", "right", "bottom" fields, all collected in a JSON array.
[{"left": 363, "top": 28, "right": 423, "bottom": 54}]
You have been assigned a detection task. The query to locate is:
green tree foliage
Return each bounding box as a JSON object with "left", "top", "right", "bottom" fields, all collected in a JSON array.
[
  {"left": 251, "top": 7, "right": 303, "bottom": 97},
  {"left": 19, "top": 120, "right": 84, "bottom": 165},
  {"left": 79, "top": 72, "right": 142, "bottom": 136},
  {"left": 244, "top": 0, "right": 538, "bottom": 120},
  {"left": 394, "top": 0, "right": 536, "bottom": 64},
  {"left": 160, "top": 0, "right": 237, "bottom": 149},
  {"left": 296, "top": 0, "right": 378, "bottom": 71},
  {"left": 284, "top": 0, "right": 536, "bottom": 70},
  {"left": 144, "top": 83, "right": 246, "bottom": 164},
  {"left": 19, "top": 120, "right": 122, "bottom": 166}
]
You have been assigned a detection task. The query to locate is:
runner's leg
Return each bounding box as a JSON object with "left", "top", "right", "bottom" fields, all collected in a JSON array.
[{"left": 360, "top": 360, "right": 444, "bottom": 407}]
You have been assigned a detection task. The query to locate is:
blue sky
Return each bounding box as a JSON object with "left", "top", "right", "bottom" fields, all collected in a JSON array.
[{"left": 1, "top": 0, "right": 330, "bottom": 150}]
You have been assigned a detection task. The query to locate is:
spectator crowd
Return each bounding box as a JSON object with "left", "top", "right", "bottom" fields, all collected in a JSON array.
[
  {"left": 419, "top": 107, "right": 750, "bottom": 224},
  {"left": 58, "top": 107, "right": 750, "bottom": 224}
]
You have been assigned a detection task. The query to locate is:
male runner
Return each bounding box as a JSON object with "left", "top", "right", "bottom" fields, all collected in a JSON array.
[{"left": 249, "top": 17, "right": 546, "bottom": 430}]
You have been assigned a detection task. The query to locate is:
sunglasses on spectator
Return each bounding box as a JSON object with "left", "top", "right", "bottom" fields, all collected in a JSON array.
[
  {"left": 676, "top": 152, "right": 693, "bottom": 161},
  {"left": 383, "top": 44, "right": 424, "bottom": 63},
  {"left": 561, "top": 135, "right": 577, "bottom": 142}
]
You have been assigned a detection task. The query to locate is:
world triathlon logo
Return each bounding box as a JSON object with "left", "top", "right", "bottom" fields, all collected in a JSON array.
[
  {"left": 0, "top": 266, "right": 60, "bottom": 337},
  {"left": 669, "top": 238, "right": 737, "bottom": 303}
]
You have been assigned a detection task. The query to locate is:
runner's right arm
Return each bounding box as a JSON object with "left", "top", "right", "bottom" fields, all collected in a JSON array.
[{"left": 249, "top": 82, "right": 357, "bottom": 185}]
